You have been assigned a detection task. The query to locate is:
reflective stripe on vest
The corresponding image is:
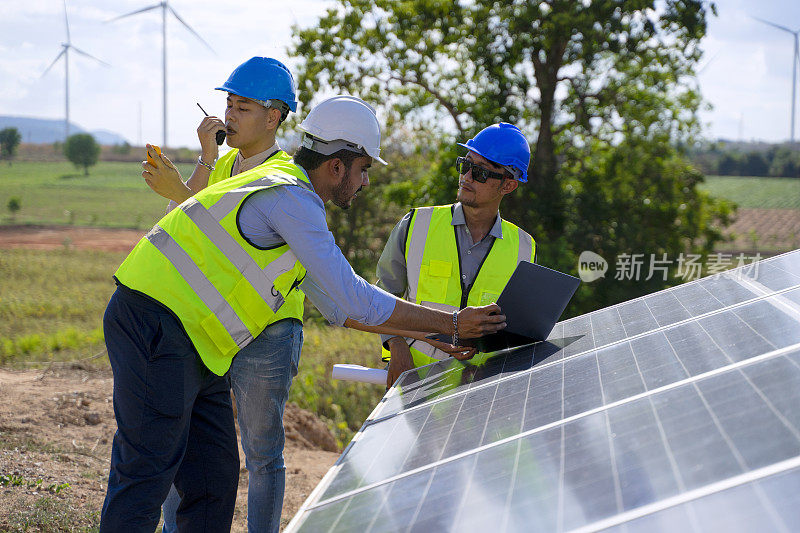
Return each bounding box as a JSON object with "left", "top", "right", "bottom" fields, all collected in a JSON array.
[
  {"left": 116, "top": 157, "right": 311, "bottom": 375},
  {"left": 409, "top": 338, "right": 451, "bottom": 361},
  {"left": 405, "top": 205, "right": 535, "bottom": 308},
  {"left": 406, "top": 206, "right": 433, "bottom": 304},
  {"left": 208, "top": 174, "right": 312, "bottom": 221},
  {"left": 392, "top": 204, "right": 535, "bottom": 368},
  {"left": 146, "top": 225, "right": 252, "bottom": 347},
  {"left": 147, "top": 176, "right": 309, "bottom": 348}
]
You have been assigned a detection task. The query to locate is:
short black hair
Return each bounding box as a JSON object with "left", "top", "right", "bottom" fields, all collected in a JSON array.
[{"left": 294, "top": 146, "right": 364, "bottom": 172}]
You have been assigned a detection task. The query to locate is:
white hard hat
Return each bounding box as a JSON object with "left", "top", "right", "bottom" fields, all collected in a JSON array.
[{"left": 298, "top": 95, "right": 387, "bottom": 165}]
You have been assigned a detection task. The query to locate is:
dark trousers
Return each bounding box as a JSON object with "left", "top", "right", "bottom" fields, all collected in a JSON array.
[{"left": 99, "top": 286, "right": 239, "bottom": 533}]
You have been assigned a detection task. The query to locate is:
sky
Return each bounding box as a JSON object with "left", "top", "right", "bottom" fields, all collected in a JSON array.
[{"left": 1, "top": 0, "right": 800, "bottom": 149}]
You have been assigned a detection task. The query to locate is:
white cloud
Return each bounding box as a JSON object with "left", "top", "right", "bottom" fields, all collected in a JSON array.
[{"left": 3, "top": 0, "right": 800, "bottom": 146}]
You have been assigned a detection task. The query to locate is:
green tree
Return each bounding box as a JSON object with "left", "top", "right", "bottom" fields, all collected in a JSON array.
[
  {"left": 291, "top": 0, "right": 732, "bottom": 313},
  {"left": 743, "top": 151, "right": 769, "bottom": 176},
  {"left": 769, "top": 146, "right": 800, "bottom": 178},
  {"left": 7, "top": 196, "right": 21, "bottom": 220},
  {"left": 0, "top": 127, "right": 22, "bottom": 165},
  {"left": 717, "top": 151, "right": 742, "bottom": 176},
  {"left": 64, "top": 134, "right": 100, "bottom": 175}
]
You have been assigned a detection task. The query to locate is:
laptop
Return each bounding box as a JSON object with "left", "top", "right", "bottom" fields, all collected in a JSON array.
[{"left": 428, "top": 261, "right": 581, "bottom": 352}]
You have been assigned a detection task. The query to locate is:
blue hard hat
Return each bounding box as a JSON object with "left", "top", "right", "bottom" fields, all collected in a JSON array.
[
  {"left": 216, "top": 57, "right": 298, "bottom": 112},
  {"left": 457, "top": 122, "right": 531, "bottom": 182}
]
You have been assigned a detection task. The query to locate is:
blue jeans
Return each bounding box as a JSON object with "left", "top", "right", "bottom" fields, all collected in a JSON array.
[
  {"left": 163, "top": 318, "right": 303, "bottom": 533},
  {"left": 99, "top": 286, "right": 239, "bottom": 533}
]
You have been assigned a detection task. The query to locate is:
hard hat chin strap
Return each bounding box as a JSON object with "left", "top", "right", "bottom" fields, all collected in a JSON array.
[{"left": 301, "top": 133, "right": 367, "bottom": 157}]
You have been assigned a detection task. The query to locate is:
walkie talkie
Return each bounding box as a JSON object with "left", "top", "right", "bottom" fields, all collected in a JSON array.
[{"left": 196, "top": 103, "right": 226, "bottom": 145}]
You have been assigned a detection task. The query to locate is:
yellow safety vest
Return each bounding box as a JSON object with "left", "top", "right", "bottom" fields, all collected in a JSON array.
[
  {"left": 208, "top": 148, "right": 284, "bottom": 187},
  {"left": 207, "top": 149, "right": 239, "bottom": 187},
  {"left": 116, "top": 154, "right": 309, "bottom": 376},
  {"left": 207, "top": 149, "right": 305, "bottom": 331},
  {"left": 383, "top": 204, "right": 535, "bottom": 368}
]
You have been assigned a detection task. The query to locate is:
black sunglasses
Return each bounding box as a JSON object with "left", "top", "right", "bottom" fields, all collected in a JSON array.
[{"left": 455, "top": 156, "right": 506, "bottom": 183}]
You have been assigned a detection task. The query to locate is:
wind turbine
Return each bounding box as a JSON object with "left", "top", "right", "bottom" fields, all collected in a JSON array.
[
  {"left": 42, "top": 0, "right": 109, "bottom": 141},
  {"left": 754, "top": 17, "right": 800, "bottom": 142},
  {"left": 109, "top": 2, "right": 214, "bottom": 148}
]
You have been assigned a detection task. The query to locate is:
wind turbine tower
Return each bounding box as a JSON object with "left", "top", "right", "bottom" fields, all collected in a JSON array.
[
  {"left": 109, "top": 2, "right": 214, "bottom": 148},
  {"left": 42, "top": 0, "right": 109, "bottom": 141},
  {"left": 755, "top": 17, "right": 800, "bottom": 142}
]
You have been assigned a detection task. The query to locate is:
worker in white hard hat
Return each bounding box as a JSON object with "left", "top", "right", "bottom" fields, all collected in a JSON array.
[
  {"left": 100, "top": 95, "right": 506, "bottom": 532},
  {"left": 377, "top": 123, "right": 536, "bottom": 386}
]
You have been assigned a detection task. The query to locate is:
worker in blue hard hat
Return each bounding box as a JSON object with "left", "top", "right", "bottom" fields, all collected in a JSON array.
[
  {"left": 377, "top": 122, "right": 536, "bottom": 386},
  {"left": 142, "top": 56, "right": 303, "bottom": 533},
  {"left": 145, "top": 56, "right": 299, "bottom": 210}
]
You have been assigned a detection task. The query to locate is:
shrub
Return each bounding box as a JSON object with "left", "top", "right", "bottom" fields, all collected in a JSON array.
[{"left": 64, "top": 134, "right": 100, "bottom": 175}]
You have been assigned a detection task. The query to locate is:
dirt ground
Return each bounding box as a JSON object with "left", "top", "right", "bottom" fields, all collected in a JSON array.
[
  {"left": 0, "top": 366, "right": 340, "bottom": 531},
  {"left": 0, "top": 224, "right": 345, "bottom": 531},
  {"left": 0, "top": 225, "right": 145, "bottom": 252}
]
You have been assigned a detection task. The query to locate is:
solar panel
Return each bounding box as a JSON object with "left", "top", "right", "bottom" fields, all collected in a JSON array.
[{"left": 286, "top": 249, "right": 800, "bottom": 532}]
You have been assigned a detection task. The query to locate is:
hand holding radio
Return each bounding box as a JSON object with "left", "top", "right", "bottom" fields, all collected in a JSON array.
[{"left": 196, "top": 103, "right": 225, "bottom": 164}]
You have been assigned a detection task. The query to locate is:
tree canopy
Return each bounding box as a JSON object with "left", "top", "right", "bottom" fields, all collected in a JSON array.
[
  {"left": 290, "top": 0, "right": 733, "bottom": 313},
  {"left": 0, "top": 127, "right": 22, "bottom": 165},
  {"left": 64, "top": 134, "right": 100, "bottom": 176}
]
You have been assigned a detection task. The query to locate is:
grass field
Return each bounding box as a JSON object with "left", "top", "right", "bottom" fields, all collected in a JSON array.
[
  {"left": 701, "top": 175, "right": 800, "bottom": 210},
  {"left": 0, "top": 248, "right": 384, "bottom": 446},
  {"left": 0, "top": 161, "right": 195, "bottom": 228},
  {"left": 3, "top": 163, "right": 799, "bottom": 229}
]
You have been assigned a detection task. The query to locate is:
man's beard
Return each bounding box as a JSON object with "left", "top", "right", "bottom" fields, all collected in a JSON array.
[
  {"left": 457, "top": 185, "right": 478, "bottom": 208},
  {"left": 332, "top": 167, "right": 360, "bottom": 210}
]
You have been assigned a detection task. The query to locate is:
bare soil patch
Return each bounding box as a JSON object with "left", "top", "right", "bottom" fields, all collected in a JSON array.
[
  {"left": 0, "top": 366, "right": 339, "bottom": 532},
  {"left": 0, "top": 225, "right": 145, "bottom": 253},
  {"left": 722, "top": 208, "right": 800, "bottom": 252}
]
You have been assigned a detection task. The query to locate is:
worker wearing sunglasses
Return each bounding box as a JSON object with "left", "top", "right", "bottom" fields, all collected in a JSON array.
[
  {"left": 377, "top": 122, "right": 536, "bottom": 385},
  {"left": 455, "top": 156, "right": 509, "bottom": 183}
]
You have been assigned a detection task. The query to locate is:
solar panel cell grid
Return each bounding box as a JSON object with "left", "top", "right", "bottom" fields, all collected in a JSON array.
[{"left": 286, "top": 250, "right": 800, "bottom": 532}]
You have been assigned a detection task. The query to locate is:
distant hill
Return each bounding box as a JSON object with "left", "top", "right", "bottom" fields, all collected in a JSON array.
[{"left": 0, "top": 115, "right": 128, "bottom": 145}]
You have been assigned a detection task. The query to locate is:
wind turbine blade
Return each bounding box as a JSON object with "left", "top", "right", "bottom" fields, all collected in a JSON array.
[
  {"left": 41, "top": 49, "right": 66, "bottom": 77},
  {"left": 697, "top": 50, "right": 719, "bottom": 75},
  {"left": 752, "top": 16, "right": 797, "bottom": 34},
  {"left": 106, "top": 4, "right": 162, "bottom": 23},
  {"left": 168, "top": 6, "right": 215, "bottom": 53},
  {"left": 63, "top": 0, "right": 71, "bottom": 43},
  {"left": 71, "top": 46, "right": 111, "bottom": 67}
]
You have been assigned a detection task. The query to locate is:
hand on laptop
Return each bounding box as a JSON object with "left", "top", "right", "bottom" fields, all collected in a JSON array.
[{"left": 457, "top": 304, "right": 506, "bottom": 338}]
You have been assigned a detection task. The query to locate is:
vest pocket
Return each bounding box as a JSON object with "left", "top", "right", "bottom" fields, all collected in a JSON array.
[
  {"left": 479, "top": 291, "right": 501, "bottom": 306},
  {"left": 419, "top": 260, "right": 452, "bottom": 302},
  {"left": 229, "top": 277, "right": 271, "bottom": 330},
  {"left": 200, "top": 313, "right": 237, "bottom": 355},
  {"left": 429, "top": 260, "right": 451, "bottom": 277}
]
